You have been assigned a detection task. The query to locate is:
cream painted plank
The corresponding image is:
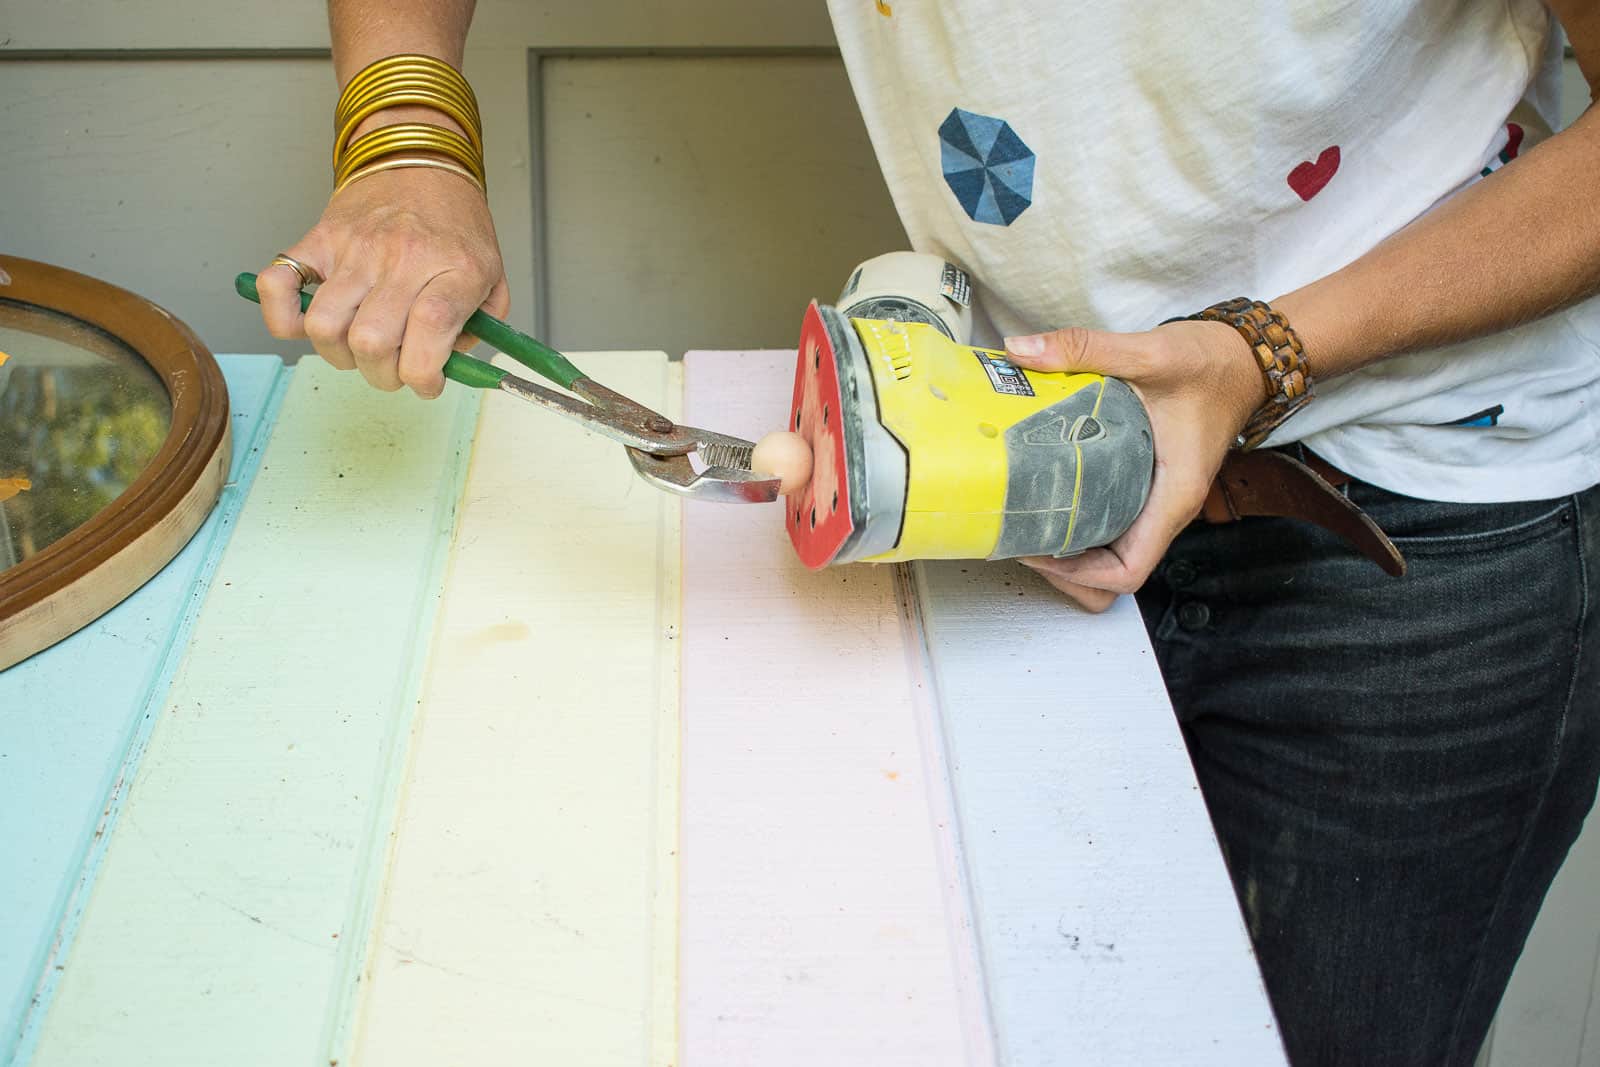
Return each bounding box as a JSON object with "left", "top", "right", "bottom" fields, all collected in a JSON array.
[
  {"left": 680, "top": 350, "right": 989, "bottom": 1066},
  {"left": 29, "top": 360, "right": 478, "bottom": 1067},
  {"left": 349, "top": 352, "right": 680, "bottom": 1066}
]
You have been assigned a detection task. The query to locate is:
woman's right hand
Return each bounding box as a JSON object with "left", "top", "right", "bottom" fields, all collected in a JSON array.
[{"left": 256, "top": 164, "right": 510, "bottom": 399}]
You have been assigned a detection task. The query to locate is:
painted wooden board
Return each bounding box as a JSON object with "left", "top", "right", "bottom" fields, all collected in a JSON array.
[
  {"left": 683, "top": 349, "right": 1283, "bottom": 1065},
  {"left": 912, "top": 563, "right": 1286, "bottom": 1065},
  {"left": 680, "top": 350, "right": 989, "bottom": 1066},
  {"left": 0, "top": 355, "right": 288, "bottom": 1066},
  {"left": 349, "top": 352, "right": 681, "bottom": 1066},
  {"left": 26, "top": 358, "right": 478, "bottom": 1067}
]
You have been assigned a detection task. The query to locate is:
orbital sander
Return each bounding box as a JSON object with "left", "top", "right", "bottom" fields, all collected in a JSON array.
[{"left": 784, "top": 252, "right": 1155, "bottom": 570}]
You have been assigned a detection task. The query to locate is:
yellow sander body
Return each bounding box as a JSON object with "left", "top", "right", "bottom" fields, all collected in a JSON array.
[
  {"left": 856, "top": 317, "right": 1149, "bottom": 562},
  {"left": 784, "top": 254, "right": 1155, "bottom": 569}
]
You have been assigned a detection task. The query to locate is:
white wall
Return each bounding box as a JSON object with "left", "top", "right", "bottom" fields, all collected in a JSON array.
[{"left": 0, "top": 4, "right": 905, "bottom": 361}]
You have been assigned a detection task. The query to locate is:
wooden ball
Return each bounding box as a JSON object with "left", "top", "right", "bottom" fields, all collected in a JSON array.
[{"left": 752, "top": 430, "right": 814, "bottom": 496}]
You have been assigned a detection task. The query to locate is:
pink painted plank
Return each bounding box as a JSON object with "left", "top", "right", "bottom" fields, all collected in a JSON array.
[{"left": 680, "top": 350, "right": 990, "bottom": 1067}]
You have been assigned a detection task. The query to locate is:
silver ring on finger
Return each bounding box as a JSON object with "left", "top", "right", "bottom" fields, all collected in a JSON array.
[{"left": 270, "top": 253, "right": 323, "bottom": 290}]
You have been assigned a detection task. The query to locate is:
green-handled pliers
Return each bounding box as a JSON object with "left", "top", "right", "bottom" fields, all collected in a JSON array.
[{"left": 236, "top": 272, "right": 778, "bottom": 502}]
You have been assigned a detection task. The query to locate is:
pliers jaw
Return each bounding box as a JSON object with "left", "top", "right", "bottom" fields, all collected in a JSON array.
[
  {"left": 626, "top": 430, "right": 782, "bottom": 502},
  {"left": 496, "top": 374, "right": 780, "bottom": 501}
]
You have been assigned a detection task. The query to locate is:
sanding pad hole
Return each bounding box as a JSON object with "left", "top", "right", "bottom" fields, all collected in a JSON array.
[{"left": 810, "top": 507, "right": 817, "bottom": 529}]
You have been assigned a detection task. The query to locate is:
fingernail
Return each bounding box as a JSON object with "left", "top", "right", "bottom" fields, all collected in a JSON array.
[
  {"left": 1005, "top": 334, "right": 1044, "bottom": 358},
  {"left": 1017, "top": 557, "right": 1043, "bottom": 569}
]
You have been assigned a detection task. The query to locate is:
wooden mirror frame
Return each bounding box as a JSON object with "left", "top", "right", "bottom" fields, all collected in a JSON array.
[{"left": 0, "top": 255, "right": 230, "bottom": 671}]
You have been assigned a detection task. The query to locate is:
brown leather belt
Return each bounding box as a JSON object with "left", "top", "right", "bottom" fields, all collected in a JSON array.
[{"left": 1200, "top": 449, "right": 1407, "bottom": 576}]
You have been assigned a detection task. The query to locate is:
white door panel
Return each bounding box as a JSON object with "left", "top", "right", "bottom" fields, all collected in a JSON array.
[{"left": 539, "top": 53, "right": 906, "bottom": 357}]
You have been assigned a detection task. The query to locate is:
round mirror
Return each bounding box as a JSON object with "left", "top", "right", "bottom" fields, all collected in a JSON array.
[
  {"left": 0, "top": 256, "right": 230, "bottom": 671},
  {"left": 1, "top": 301, "right": 174, "bottom": 566}
]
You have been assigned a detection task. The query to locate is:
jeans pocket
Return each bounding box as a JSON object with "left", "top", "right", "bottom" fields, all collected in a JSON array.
[{"left": 1346, "top": 484, "right": 1577, "bottom": 556}]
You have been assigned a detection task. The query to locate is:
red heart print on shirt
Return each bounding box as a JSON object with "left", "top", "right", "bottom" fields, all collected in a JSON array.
[{"left": 1287, "top": 146, "right": 1340, "bottom": 201}]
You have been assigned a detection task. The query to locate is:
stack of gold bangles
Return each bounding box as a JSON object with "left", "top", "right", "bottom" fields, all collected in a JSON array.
[{"left": 332, "top": 53, "right": 486, "bottom": 196}]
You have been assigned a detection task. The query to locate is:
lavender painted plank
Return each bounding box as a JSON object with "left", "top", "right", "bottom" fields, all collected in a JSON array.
[
  {"left": 680, "top": 350, "right": 990, "bottom": 1067},
  {"left": 682, "top": 348, "right": 1283, "bottom": 1065},
  {"left": 0, "top": 355, "right": 288, "bottom": 1066}
]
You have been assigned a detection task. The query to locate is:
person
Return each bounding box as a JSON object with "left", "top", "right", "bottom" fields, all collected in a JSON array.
[{"left": 256, "top": 3, "right": 1600, "bottom": 1063}]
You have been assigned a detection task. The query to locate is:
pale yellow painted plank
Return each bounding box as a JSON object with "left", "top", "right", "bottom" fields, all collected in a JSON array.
[{"left": 350, "top": 352, "right": 680, "bottom": 1066}]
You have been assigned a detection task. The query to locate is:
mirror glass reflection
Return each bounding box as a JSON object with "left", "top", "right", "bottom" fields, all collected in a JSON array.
[{"left": 0, "top": 298, "right": 172, "bottom": 570}]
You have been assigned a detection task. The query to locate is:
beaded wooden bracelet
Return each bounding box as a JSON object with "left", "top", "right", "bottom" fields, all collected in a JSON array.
[{"left": 1187, "top": 298, "right": 1313, "bottom": 450}]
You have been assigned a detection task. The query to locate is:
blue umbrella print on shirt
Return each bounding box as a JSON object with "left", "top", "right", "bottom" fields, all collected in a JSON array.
[{"left": 939, "top": 108, "right": 1035, "bottom": 226}]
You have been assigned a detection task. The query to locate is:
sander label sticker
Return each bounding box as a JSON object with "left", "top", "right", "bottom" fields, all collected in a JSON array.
[
  {"left": 939, "top": 263, "right": 971, "bottom": 308},
  {"left": 974, "top": 350, "right": 1035, "bottom": 397}
]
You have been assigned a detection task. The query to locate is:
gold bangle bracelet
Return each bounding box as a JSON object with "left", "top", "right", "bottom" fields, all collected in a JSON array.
[
  {"left": 334, "top": 155, "right": 486, "bottom": 197},
  {"left": 340, "top": 55, "right": 478, "bottom": 109},
  {"left": 333, "top": 91, "right": 483, "bottom": 169},
  {"left": 335, "top": 123, "right": 485, "bottom": 188},
  {"left": 336, "top": 149, "right": 485, "bottom": 193},
  {"left": 338, "top": 121, "right": 479, "bottom": 165},
  {"left": 335, "top": 139, "right": 485, "bottom": 191},
  {"left": 336, "top": 69, "right": 480, "bottom": 135},
  {"left": 333, "top": 55, "right": 486, "bottom": 183},
  {"left": 337, "top": 55, "right": 478, "bottom": 127}
]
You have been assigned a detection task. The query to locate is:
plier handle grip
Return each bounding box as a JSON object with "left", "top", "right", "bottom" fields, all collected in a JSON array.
[{"left": 236, "top": 273, "right": 778, "bottom": 503}]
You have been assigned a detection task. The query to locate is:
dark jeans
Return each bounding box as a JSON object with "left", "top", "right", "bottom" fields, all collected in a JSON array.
[{"left": 1137, "top": 470, "right": 1600, "bottom": 1067}]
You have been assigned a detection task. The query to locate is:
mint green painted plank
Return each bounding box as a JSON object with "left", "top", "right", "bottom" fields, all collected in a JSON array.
[
  {"left": 28, "top": 359, "right": 477, "bottom": 1067},
  {"left": 2, "top": 355, "right": 288, "bottom": 1067}
]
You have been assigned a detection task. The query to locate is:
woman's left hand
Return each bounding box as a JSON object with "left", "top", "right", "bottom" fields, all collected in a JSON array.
[{"left": 1003, "top": 320, "right": 1263, "bottom": 612}]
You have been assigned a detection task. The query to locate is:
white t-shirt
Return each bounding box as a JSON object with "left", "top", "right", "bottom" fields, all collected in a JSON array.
[{"left": 827, "top": 0, "right": 1600, "bottom": 503}]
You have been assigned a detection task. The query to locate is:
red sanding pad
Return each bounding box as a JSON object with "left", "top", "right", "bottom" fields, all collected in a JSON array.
[{"left": 787, "top": 301, "right": 855, "bottom": 569}]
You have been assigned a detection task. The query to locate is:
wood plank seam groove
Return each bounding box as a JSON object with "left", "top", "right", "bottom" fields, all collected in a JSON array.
[
  {"left": 655, "top": 362, "right": 685, "bottom": 1067},
  {"left": 895, "top": 562, "right": 1000, "bottom": 1067},
  {"left": 319, "top": 392, "right": 484, "bottom": 1067}
]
